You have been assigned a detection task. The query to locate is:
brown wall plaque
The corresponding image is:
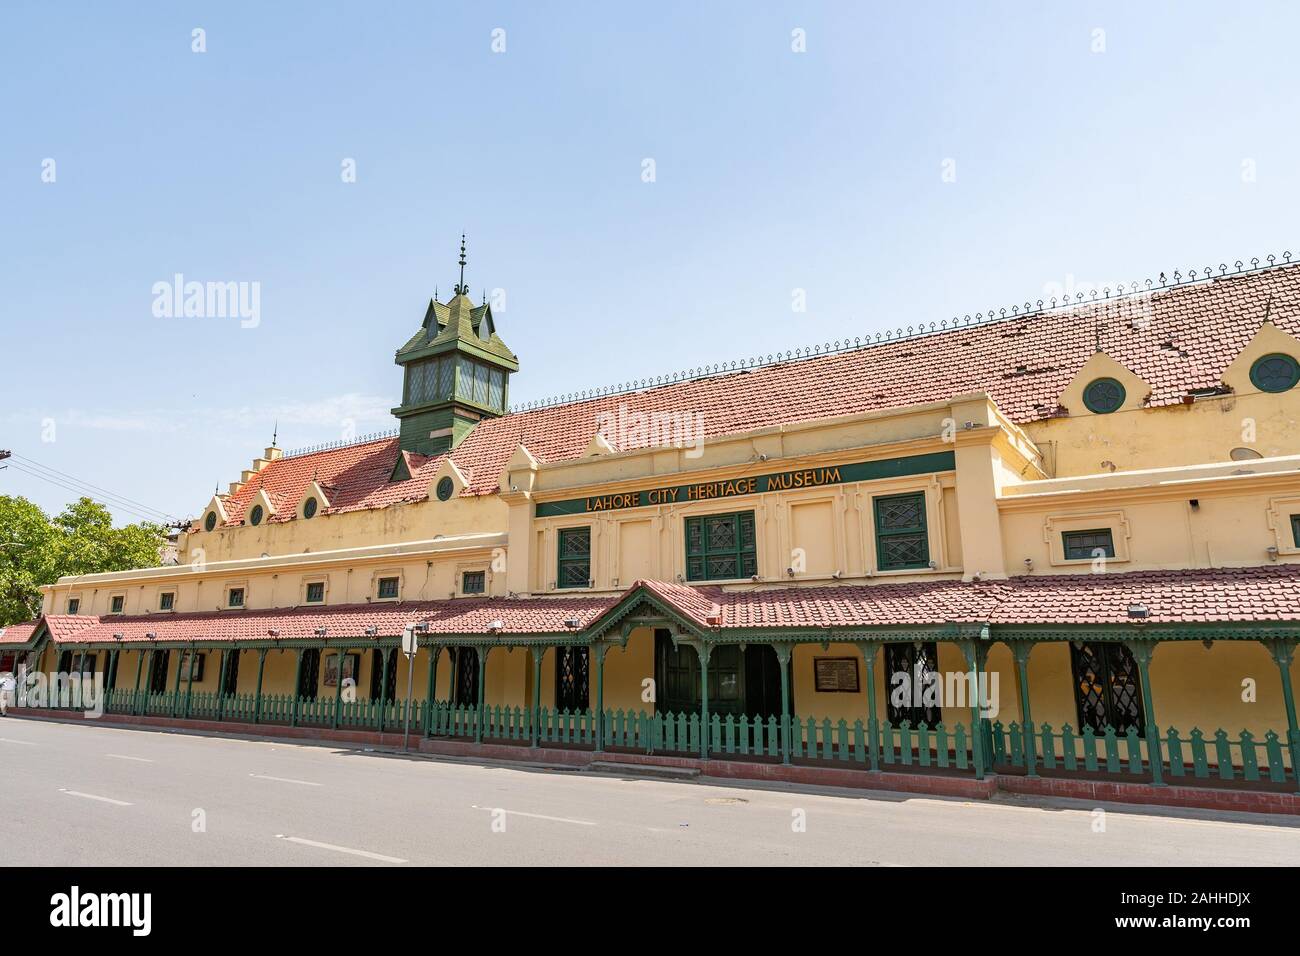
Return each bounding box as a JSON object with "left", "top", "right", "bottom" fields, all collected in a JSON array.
[{"left": 814, "top": 657, "right": 860, "bottom": 693}]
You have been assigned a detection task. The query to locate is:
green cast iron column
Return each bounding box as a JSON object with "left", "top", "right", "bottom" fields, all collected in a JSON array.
[
  {"left": 531, "top": 647, "right": 544, "bottom": 748},
  {"left": 475, "top": 646, "right": 489, "bottom": 744},
  {"left": 216, "top": 650, "right": 229, "bottom": 721},
  {"left": 131, "top": 650, "right": 146, "bottom": 716},
  {"left": 1265, "top": 639, "right": 1300, "bottom": 792},
  {"left": 332, "top": 647, "right": 350, "bottom": 730},
  {"left": 74, "top": 648, "right": 85, "bottom": 710},
  {"left": 378, "top": 647, "right": 392, "bottom": 732},
  {"left": 253, "top": 649, "right": 268, "bottom": 724},
  {"left": 183, "top": 644, "right": 197, "bottom": 718},
  {"left": 959, "top": 639, "right": 988, "bottom": 780},
  {"left": 290, "top": 649, "right": 305, "bottom": 727},
  {"left": 773, "top": 643, "right": 792, "bottom": 765},
  {"left": 594, "top": 643, "right": 607, "bottom": 752},
  {"left": 1011, "top": 642, "right": 1038, "bottom": 778},
  {"left": 424, "top": 645, "right": 439, "bottom": 736},
  {"left": 170, "top": 648, "right": 184, "bottom": 717},
  {"left": 697, "top": 643, "right": 711, "bottom": 761},
  {"left": 108, "top": 648, "right": 119, "bottom": 706},
  {"left": 860, "top": 642, "right": 880, "bottom": 771},
  {"left": 1125, "top": 639, "right": 1164, "bottom": 787}
]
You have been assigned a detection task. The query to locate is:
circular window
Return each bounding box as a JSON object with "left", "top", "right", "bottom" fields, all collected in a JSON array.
[
  {"left": 204, "top": 511, "right": 217, "bottom": 532},
  {"left": 1249, "top": 353, "right": 1300, "bottom": 393},
  {"left": 303, "top": 496, "right": 318, "bottom": 519},
  {"left": 249, "top": 504, "right": 264, "bottom": 526},
  {"left": 436, "top": 477, "right": 455, "bottom": 501},
  {"left": 1082, "top": 377, "right": 1126, "bottom": 415}
]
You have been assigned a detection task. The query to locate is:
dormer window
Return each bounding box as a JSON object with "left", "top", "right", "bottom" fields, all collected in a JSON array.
[
  {"left": 1082, "top": 377, "right": 1125, "bottom": 414},
  {"left": 248, "top": 505, "right": 265, "bottom": 526},
  {"left": 204, "top": 512, "right": 217, "bottom": 532},
  {"left": 436, "top": 477, "right": 455, "bottom": 501},
  {"left": 303, "top": 497, "right": 318, "bottom": 519},
  {"left": 1250, "top": 353, "right": 1299, "bottom": 393}
]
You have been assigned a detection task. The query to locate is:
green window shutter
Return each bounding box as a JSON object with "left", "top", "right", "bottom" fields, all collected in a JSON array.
[
  {"left": 874, "top": 493, "right": 929, "bottom": 571},
  {"left": 557, "top": 528, "right": 591, "bottom": 589},
  {"left": 684, "top": 511, "right": 757, "bottom": 582},
  {"left": 1061, "top": 528, "right": 1115, "bottom": 560}
]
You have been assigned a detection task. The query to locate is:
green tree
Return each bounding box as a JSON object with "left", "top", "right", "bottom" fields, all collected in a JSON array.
[{"left": 0, "top": 495, "right": 165, "bottom": 626}]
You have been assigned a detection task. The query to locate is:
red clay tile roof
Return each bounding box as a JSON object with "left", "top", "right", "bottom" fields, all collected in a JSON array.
[
  {"left": 22, "top": 566, "right": 1300, "bottom": 646},
  {"left": 212, "top": 264, "right": 1300, "bottom": 525},
  {"left": 27, "top": 596, "right": 616, "bottom": 646},
  {"left": 651, "top": 566, "right": 1300, "bottom": 629},
  {"left": 0, "top": 621, "right": 40, "bottom": 645}
]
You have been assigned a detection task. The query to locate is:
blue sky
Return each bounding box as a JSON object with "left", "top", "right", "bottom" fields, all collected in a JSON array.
[{"left": 2, "top": 1, "right": 1297, "bottom": 524}]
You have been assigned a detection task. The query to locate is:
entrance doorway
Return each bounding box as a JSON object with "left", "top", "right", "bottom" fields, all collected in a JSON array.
[{"left": 653, "top": 630, "right": 786, "bottom": 719}]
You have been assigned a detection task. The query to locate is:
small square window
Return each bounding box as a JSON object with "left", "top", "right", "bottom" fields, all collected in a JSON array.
[
  {"left": 305, "top": 582, "right": 325, "bottom": 604},
  {"left": 67, "top": 598, "right": 80, "bottom": 614},
  {"left": 109, "top": 595, "right": 124, "bottom": 614},
  {"left": 1292, "top": 515, "right": 1300, "bottom": 548},
  {"left": 227, "top": 587, "right": 245, "bottom": 608},
  {"left": 462, "top": 571, "right": 486, "bottom": 595},
  {"left": 377, "top": 577, "right": 399, "bottom": 600},
  {"left": 1062, "top": 529, "right": 1115, "bottom": 561},
  {"left": 557, "top": 528, "right": 592, "bottom": 589},
  {"left": 159, "top": 592, "right": 175, "bottom": 611}
]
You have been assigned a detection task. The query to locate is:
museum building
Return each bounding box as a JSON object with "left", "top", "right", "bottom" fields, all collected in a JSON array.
[{"left": 6, "top": 249, "right": 1300, "bottom": 806}]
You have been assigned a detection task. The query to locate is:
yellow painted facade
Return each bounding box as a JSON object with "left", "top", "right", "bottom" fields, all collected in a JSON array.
[{"left": 23, "top": 287, "right": 1300, "bottom": 782}]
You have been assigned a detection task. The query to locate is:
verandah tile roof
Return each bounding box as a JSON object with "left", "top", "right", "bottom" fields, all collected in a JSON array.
[
  {"left": 217, "top": 264, "right": 1300, "bottom": 526},
  {"left": 16, "top": 566, "right": 1300, "bottom": 646}
]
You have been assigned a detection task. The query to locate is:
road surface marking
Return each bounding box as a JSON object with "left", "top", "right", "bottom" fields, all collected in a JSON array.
[
  {"left": 58, "top": 788, "right": 132, "bottom": 806},
  {"left": 471, "top": 805, "right": 597, "bottom": 826},
  {"left": 0, "top": 738, "right": 37, "bottom": 746},
  {"left": 275, "top": 835, "right": 406, "bottom": 863},
  {"left": 105, "top": 754, "right": 154, "bottom": 763},
  {"left": 249, "top": 773, "right": 321, "bottom": 786}
]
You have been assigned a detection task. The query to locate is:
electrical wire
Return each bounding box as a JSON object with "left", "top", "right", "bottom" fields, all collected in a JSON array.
[
  {"left": 11, "top": 454, "right": 174, "bottom": 521},
  {"left": 3, "top": 461, "right": 173, "bottom": 524}
]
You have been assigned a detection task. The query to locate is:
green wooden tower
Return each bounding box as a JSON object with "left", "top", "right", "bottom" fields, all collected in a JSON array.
[{"left": 391, "top": 237, "right": 519, "bottom": 456}]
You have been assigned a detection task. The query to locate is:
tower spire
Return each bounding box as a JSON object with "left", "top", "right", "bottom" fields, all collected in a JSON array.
[{"left": 453, "top": 234, "right": 469, "bottom": 296}]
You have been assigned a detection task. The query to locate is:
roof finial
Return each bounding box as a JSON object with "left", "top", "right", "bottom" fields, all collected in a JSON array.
[
  {"left": 271, "top": 420, "right": 278, "bottom": 448},
  {"left": 1263, "top": 293, "right": 1274, "bottom": 325},
  {"left": 454, "top": 234, "right": 469, "bottom": 296}
]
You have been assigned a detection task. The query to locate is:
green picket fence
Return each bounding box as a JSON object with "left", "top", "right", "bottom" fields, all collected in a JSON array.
[{"left": 990, "top": 721, "right": 1296, "bottom": 786}]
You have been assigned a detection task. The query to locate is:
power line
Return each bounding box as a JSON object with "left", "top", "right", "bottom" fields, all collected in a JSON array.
[
  {"left": 3, "top": 461, "right": 173, "bottom": 524},
  {"left": 11, "top": 454, "right": 173, "bottom": 520}
]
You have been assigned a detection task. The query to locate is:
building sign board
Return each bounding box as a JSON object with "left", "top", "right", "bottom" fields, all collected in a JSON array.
[{"left": 533, "top": 450, "right": 955, "bottom": 518}]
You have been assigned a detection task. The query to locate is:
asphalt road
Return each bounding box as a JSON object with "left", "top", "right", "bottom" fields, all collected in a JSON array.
[{"left": 2, "top": 717, "right": 1297, "bottom": 866}]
